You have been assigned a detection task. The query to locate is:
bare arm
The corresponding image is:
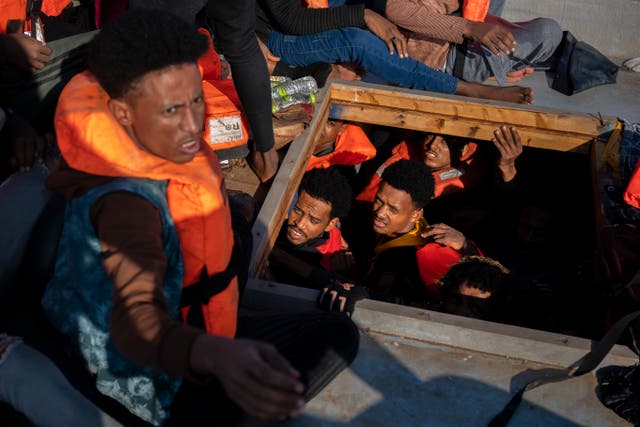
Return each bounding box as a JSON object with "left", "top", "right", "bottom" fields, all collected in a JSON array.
[
  {"left": 385, "top": 0, "right": 514, "bottom": 54},
  {"left": 492, "top": 125, "right": 523, "bottom": 182}
]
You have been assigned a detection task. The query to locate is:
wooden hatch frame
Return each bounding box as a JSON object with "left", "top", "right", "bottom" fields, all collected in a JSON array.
[{"left": 249, "top": 80, "right": 617, "bottom": 278}]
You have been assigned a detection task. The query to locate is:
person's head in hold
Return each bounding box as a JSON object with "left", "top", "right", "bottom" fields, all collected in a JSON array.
[
  {"left": 421, "top": 133, "right": 473, "bottom": 171},
  {"left": 373, "top": 159, "right": 434, "bottom": 238},
  {"left": 89, "top": 10, "right": 209, "bottom": 164},
  {"left": 287, "top": 167, "right": 352, "bottom": 246},
  {"left": 314, "top": 119, "right": 348, "bottom": 155},
  {"left": 438, "top": 256, "right": 515, "bottom": 320}
]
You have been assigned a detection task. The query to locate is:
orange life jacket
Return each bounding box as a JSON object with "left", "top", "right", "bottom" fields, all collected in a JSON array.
[
  {"left": 304, "top": 0, "right": 328, "bottom": 8},
  {"left": 55, "top": 71, "right": 239, "bottom": 337},
  {"left": 624, "top": 159, "right": 640, "bottom": 208},
  {"left": 0, "top": 0, "right": 70, "bottom": 34},
  {"left": 197, "top": 27, "right": 250, "bottom": 152},
  {"left": 306, "top": 124, "right": 377, "bottom": 171},
  {"left": 461, "top": 0, "right": 490, "bottom": 22},
  {"left": 373, "top": 217, "right": 482, "bottom": 293},
  {"left": 356, "top": 140, "right": 479, "bottom": 202}
]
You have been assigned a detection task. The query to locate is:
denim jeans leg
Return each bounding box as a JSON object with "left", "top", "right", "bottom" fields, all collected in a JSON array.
[
  {"left": 0, "top": 339, "right": 122, "bottom": 427},
  {"left": 267, "top": 28, "right": 458, "bottom": 94},
  {"left": 0, "top": 164, "right": 53, "bottom": 294},
  {"left": 487, "top": 0, "right": 506, "bottom": 17},
  {"left": 447, "top": 17, "right": 562, "bottom": 85}
]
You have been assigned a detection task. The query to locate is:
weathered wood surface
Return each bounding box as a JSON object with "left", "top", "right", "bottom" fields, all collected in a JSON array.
[
  {"left": 250, "top": 84, "right": 333, "bottom": 278},
  {"left": 328, "top": 80, "right": 617, "bottom": 154}
]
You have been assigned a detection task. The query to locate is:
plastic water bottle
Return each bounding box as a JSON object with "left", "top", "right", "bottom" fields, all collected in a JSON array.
[
  {"left": 271, "top": 76, "right": 318, "bottom": 100},
  {"left": 270, "top": 75, "right": 292, "bottom": 86},
  {"left": 272, "top": 93, "right": 316, "bottom": 113}
]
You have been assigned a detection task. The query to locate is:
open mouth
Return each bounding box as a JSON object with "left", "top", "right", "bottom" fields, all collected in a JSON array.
[
  {"left": 179, "top": 139, "right": 200, "bottom": 155},
  {"left": 424, "top": 150, "right": 438, "bottom": 159},
  {"left": 373, "top": 217, "right": 386, "bottom": 229},
  {"left": 287, "top": 226, "right": 306, "bottom": 241}
]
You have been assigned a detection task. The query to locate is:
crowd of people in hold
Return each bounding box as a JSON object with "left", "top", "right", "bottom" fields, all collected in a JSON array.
[{"left": 0, "top": 0, "right": 572, "bottom": 426}]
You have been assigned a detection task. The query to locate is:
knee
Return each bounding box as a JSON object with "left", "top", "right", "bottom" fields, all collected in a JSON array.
[
  {"left": 530, "top": 18, "right": 563, "bottom": 49},
  {"left": 341, "top": 28, "right": 373, "bottom": 50}
]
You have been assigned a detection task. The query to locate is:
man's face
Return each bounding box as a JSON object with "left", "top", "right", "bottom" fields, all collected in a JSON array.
[
  {"left": 422, "top": 134, "right": 452, "bottom": 170},
  {"left": 110, "top": 63, "right": 205, "bottom": 164},
  {"left": 287, "top": 190, "right": 338, "bottom": 246},
  {"left": 314, "top": 120, "right": 346, "bottom": 154},
  {"left": 372, "top": 182, "right": 422, "bottom": 237}
]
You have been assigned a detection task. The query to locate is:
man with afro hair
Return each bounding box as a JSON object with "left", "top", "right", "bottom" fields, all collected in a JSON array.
[
  {"left": 357, "top": 159, "right": 482, "bottom": 304},
  {"left": 41, "top": 9, "right": 358, "bottom": 426}
]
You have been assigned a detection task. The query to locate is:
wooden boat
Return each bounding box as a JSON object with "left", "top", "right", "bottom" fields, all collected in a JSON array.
[{"left": 243, "top": 79, "right": 638, "bottom": 426}]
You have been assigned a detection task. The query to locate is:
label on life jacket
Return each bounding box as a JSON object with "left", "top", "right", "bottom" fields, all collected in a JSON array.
[{"left": 208, "top": 116, "right": 244, "bottom": 144}]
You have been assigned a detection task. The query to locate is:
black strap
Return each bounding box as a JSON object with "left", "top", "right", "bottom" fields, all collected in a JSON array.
[
  {"left": 180, "top": 239, "right": 241, "bottom": 309},
  {"left": 488, "top": 309, "right": 640, "bottom": 427},
  {"left": 452, "top": 40, "right": 469, "bottom": 80},
  {"left": 26, "top": 0, "right": 43, "bottom": 15}
]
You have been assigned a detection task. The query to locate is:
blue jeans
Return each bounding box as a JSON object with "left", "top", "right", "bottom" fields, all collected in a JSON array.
[
  {"left": 0, "top": 337, "right": 122, "bottom": 427},
  {"left": 267, "top": 27, "right": 458, "bottom": 94},
  {"left": 0, "top": 164, "right": 53, "bottom": 293}
]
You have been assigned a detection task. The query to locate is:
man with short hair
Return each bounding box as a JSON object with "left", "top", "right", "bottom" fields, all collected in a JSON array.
[
  {"left": 357, "top": 159, "right": 480, "bottom": 302},
  {"left": 270, "top": 167, "right": 354, "bottom": 283},
  {"left": 41, "top": 10, "right": 358, "bottom": 426}
]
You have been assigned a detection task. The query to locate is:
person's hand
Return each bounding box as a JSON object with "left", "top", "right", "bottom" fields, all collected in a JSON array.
[
  {"left": 317, "top": 280, "right": 368, "bottom": 316},
  {"left": 5, "top": 113, "right": 45, "bottom": 171},
  {"left": 248, "top": 147, "right": 279, "bottom": 183},
  {"left": 257, "top": 37, "right": 280, "bottom": 75},
  {"left": 330, "top": 250, "right": 357, "bottom": 279},
  {"left": 492, "top": 125, "right": 522, "bottom": 182},
  {"left": 421, "top": 223, "right": 468, "bottom": 251},
  {"left": 463, "top": 21, "right": 515, "bottom": 56},
  {"left": 363, "top": 9, "right": 408, "bottom": 58},
  {"left": 3, "top": 33, "right": 52, "bottom": 72},
  {"left": 190, "top": 335, "right": 305, "bottom": 421}
]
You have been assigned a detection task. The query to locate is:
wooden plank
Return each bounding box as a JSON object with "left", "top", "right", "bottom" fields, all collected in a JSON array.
[
  {"left": 250, "top": 86, "right": 333, "bottom": 278},
  {"left": 328, "top": 80, "right": 616, "bottom": 139},
  {"left": 330, "top": 102, "right": 595, "bottom": 153}
]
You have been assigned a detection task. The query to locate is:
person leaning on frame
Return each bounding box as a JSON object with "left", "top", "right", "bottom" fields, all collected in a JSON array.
[{"left": 40, "top": 9, "right": 359, "bottom": 427}]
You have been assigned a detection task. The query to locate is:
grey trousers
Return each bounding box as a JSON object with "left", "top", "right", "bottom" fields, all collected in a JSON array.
[
  {"left": 446, "top": 16, "right": 562, "bottom": 85},
  {"left": 0, "top": 336, "right": 122, "bottom": 427}
]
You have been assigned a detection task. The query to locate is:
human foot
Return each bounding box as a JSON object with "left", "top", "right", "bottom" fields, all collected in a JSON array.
[
  {"left": 488, "top": 67, "right": 535, "bottom": 83},
  {"left": 457, "top": 81, "right": 534, "bottom": 104}
]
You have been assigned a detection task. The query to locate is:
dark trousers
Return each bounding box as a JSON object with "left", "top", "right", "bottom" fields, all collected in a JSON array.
[{"left": 206, "top": 0, "right": 274, "bottom": 153}]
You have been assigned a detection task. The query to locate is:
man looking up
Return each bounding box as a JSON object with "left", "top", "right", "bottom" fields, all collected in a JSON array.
[
  {"left": 41, "top": 10, "right": 358, "bottom": 426},
  {"left": 357, "top": 125, "right": 523, "bottom": 202},
  {"left": 270, "top": 167, "right": 354, "bottom": 284},
  {"left": 355, "top": 159, "right": 480, "bottom": 303}
]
